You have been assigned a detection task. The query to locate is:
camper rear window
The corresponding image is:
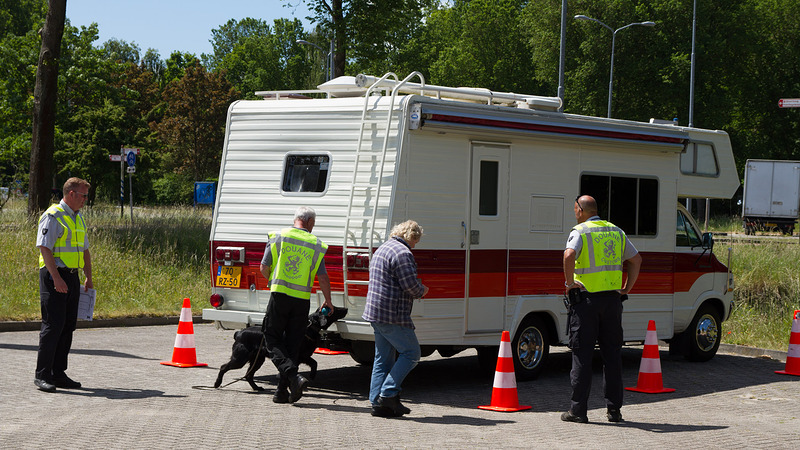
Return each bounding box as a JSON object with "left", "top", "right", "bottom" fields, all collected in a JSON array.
[
  {"left": 281, "top": 154, "right": 330, "bottom": 194},
  {"left": 580, "top": 174, "right": 658, "bottom": 236}
]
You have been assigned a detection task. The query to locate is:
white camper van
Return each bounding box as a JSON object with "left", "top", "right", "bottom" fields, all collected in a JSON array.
[{"left": 203, "top": 72, "right": 739, "bottom": 380}]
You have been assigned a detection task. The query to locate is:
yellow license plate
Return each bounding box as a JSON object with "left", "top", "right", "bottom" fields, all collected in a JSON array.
[{"left": 216, "top": 266, "right": 242, "bottom": 288}]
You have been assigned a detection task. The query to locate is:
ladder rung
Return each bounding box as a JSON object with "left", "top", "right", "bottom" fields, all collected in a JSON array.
[
  {"left": 351, "top": 184, "right": 377, "bottom": 191},
  {"left": 344, "top": 248, "right": 371, "bottom": 253},
  {"left": 347, "top": 215, "right": 374, "bottom": 222},
  {"left": 344, "top": 280, "right": 369, "bottom": 286}
]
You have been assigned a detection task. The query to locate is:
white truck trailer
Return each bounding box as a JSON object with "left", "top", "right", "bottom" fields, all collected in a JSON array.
[
  {"left": 741, "top": 159, "right": 800, "bottom": 235},
  {"left": 203, "top": 72, "right": 740, "bottom": 379}
]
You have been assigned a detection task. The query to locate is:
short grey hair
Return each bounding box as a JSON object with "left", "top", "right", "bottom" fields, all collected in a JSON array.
[
  {"left": 390, "top": 220, "right": 423, "bottom": 243},
  {"left": 294, "top": 206, "right": 316, "bottom": 223}
]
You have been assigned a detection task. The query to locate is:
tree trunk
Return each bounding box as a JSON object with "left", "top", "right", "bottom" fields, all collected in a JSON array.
[
  {"left": 332, "top": 0, "right": 345, "bottom": 78},
  {"left": 28, "top": 0, "right": 67, "bottom": 217}
]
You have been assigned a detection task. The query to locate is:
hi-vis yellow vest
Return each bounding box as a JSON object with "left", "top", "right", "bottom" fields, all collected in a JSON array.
[
  {"left": 268, "top": 227, "right": 327, "bottom": 300},
  {"left": 38, "top": 204, "right": 86, "bottom": 269},
  {"left": 573, "top": 220, "right": 625, "bottom": 292}
]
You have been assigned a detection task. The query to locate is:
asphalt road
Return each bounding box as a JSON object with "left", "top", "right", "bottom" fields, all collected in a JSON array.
[{"left": 1, "top": 323, "right": 798, "bottom": 449}]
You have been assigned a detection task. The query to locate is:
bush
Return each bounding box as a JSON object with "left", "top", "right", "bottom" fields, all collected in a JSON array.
[{"left": 152, "top": 173, "right": 194, "bottom": 205}]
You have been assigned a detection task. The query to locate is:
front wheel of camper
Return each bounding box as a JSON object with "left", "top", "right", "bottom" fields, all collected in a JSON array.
[
  {"left": 349, "top": 340, "right": 375, "bottom": 365},
  {"left": 684, "top": 304, "right": 722, "bottom": 362},
  {"left": 512, "top": 316, "right": 550, "bottom": 381}
]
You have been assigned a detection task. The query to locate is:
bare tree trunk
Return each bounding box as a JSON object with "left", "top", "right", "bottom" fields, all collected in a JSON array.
[
  {"left": 332, "top": 0, "right": 345, "bottom": 78},
  {"left": 28, "top": 0, "right": 67, "bottom": 217}
]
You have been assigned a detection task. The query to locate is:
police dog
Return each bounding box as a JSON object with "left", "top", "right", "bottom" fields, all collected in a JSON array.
[{"left": 214, "top": 307, "right": 348, "bottom": 391}]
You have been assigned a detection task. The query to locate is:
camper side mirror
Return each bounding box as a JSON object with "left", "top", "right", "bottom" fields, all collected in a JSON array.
[{"left": 701, "top": 232, "right": 714, "bottom": 250}]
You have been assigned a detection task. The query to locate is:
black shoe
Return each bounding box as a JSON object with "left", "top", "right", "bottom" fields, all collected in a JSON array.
[
  {"left": 561, "top": 410, "right": 588, "bottom": 423},
  {"left": 378, "top": 395, "right": 408, "bottom": 417},
  {"left": 289, "top": 375, "right": 309, "bottom": 403},
  {"left": 273, "top": 389, "right": 290, "bottom": 404},
  {"left": 370, "top": 404, "right": 394, "bottom": 417},
  {"left": 52, "top": 375, "right": 81, "bottom": 389},
  {"left": 34, "top": 378, "right": 56, "bottom": 393},
  {"left": 607, "top": 408, "right": 623, "bottom": 423}
]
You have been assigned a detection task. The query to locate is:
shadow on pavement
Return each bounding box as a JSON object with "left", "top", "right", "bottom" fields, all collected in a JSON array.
[
  {"left": 0, "top": 342, "right": 160, "bottom": 361},
  {"left": 52, "top": 387, "right": 186, "bottom": 400}
]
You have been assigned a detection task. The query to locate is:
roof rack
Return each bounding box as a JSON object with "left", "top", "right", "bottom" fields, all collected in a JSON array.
[{"left": 254, "top": 72, "right": 563, "bottom": 111}]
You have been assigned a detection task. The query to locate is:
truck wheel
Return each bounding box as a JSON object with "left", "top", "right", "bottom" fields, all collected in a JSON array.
[
  {"left": 684, "top": 304, "right": 722, "bottom": 362},
  {"left": 511, "top": 316, "right": 550, "bottom": 381},
  {"left": 348, "top": 340, "right": 375, "bottom": 365}
]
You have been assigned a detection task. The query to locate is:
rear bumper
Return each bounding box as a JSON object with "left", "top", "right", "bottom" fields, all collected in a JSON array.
[{"left": 202, "top": 308, "right": 265, "bottom": 329}]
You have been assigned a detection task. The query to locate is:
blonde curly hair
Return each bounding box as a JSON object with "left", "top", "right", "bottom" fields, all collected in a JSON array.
[{"left": 390, "top": 220, "right": 423, "bottom": 243}]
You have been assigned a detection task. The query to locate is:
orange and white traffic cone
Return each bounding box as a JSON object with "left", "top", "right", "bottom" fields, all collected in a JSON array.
[
  {"left": 314, "top": 347, "right": 348, "bottom": 355},
  {"left": 478, "top": 330, "right": 532, "bottom": 412},
  {"left": 625, "top": 320, "right": 675, "bottom": 394},
  {"left": 775, "top": 310, "right": 800, "bottom": 377},
  {"left": 160, "top": 298, "right": 207, "bottom": 368}
]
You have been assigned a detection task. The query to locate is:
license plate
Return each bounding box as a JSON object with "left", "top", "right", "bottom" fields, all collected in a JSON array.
[{"left": 216, "top": 266, "right": 242, "bottom": 288}]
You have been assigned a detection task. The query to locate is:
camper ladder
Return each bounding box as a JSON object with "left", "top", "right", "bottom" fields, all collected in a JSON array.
[{"left": 341, "top": 72, "right": 426, "bottom": 304}]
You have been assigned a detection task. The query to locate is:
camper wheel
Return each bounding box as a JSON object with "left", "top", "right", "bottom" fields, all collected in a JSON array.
[
  {"left": 348, "top": 340, "right": 375, "bottom": 365},
  {"left": 683, "top": 304, "right": 722, "bottom": 362},
  {"left": 511, "top": 315, "right": 550, "bottom": 381}
]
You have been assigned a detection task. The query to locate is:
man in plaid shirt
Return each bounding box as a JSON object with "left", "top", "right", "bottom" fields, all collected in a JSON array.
[{"left": 363, "top": 220, "right": 429, "bottom": 417}]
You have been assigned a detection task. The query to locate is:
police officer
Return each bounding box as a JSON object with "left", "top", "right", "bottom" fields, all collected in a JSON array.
[
  {"left": 561, "top": 195, "right": 641, "bottom": 423},
  {"left": 259, "top": 206, "right": 333, "bottom": 404},
  {"left": 35, "top": 177, "right": 93, "bottom": 392}
]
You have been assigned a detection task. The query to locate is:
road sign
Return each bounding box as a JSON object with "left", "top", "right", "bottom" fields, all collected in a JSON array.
[
  {"left": 126, "top": 166, "right": 136, "bottom": 174},
  {"left": 778, "top": 98, "right": 800, "bottom": 108},
  {"left": 109, "top": 154, "right": 122, "bottom": 162},
  {"left": 126, "top": 151, "right": 136, "bottom": 167},
  {"left": 122, "top": 147, "right": 140, "bottom": 155}
]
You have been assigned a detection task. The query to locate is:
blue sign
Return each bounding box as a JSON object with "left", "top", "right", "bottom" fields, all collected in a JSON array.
[
  {"left": 126, "top": 151, "right": 136, "bottom": 167},
  {"left": 194, "top": 182, "right": 216, "bottom": 206}
]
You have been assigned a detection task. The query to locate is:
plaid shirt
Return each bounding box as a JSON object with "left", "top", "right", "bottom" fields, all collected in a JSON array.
[{"left": 362, "top": 237, "right": 426, "bottom": 329}]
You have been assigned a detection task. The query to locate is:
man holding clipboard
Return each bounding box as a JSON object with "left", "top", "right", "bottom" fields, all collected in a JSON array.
[{"left": 34, "top": 177, "right": 94, "bottom": 392}]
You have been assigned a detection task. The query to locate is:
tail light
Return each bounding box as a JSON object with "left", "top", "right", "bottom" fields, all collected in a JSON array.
[
  {"left": 210, "top": 293, "right": 224, "bottom": 308},
  {"left": 215, "top": 246, "right": 245, "bottom": 265},
  {"left": 346, "top": 252, "right": 370, "bottom": 269}
]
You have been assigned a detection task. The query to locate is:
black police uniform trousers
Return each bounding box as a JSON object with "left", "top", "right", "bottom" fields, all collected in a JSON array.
[
  {"left": 262, "top": 292, "right": 310, "bottom": 391},
  {"left": 568, "top": 290, "right": 624, "bottom": 417},
  {"left": 36, "top": 267, "right": 80, "bottom": 381}
]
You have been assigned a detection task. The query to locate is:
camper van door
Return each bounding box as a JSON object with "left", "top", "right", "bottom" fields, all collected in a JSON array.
[{"left": 466, "top": 142, "right": 510, "bottom": 333}]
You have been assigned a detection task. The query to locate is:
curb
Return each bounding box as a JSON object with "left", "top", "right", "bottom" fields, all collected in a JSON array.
[
  {"left": 718, "top": 343, "right": 787, "bottom": 363},
  {"left": 0, "top": 316, "right": 210, "bottom": 333}
]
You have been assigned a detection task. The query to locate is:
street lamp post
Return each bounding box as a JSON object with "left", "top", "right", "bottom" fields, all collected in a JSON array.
[
  {"left": 574, "top": 15, "right": 655, "bottom": 118},
  {"left": 296, "top": 39, "right": 333, "bottom": 82}
]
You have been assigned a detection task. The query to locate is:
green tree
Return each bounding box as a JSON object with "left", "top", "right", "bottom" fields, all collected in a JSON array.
[{"left": 156, "top": 62, "right": 238, "bottom": 184}]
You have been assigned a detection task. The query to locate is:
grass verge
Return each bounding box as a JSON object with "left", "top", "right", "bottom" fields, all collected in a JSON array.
[{"left": 0, "top": 202, "right": 212, "bottom": 320}]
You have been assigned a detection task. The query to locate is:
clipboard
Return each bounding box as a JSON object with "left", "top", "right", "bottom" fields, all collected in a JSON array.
[{"left": 78, "top": 288, "right": 96, "bottom": 321}]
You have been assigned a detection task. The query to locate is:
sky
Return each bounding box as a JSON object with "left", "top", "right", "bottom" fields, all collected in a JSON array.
[{"left": 65, "top": 0, "right": 312, "bottom": 59}]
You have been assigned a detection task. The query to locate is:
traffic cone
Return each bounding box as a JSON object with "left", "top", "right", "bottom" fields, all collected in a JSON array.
[
  {"left": 314, "top": 347, "right": 348, "bottom": 355},
  {"left": 160, "top": 298, "right": 207, "bottom": 368},
  {"left": 478, "top": 330, "right": 532, "bottom": 412},
  {"left": 775, "top": 310, "right": 800, "bottom": 376},
  {"left": 625, "top": 320, "right": 675, "bottom": 393}
]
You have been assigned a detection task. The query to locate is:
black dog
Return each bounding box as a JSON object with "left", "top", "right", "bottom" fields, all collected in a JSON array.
[{"left": 214, "top": 307, "right": 348, "bottom": 391}]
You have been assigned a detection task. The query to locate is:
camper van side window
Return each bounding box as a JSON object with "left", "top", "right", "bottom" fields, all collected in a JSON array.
[
  {"left": 281, "top": 154, "right": 331, "bottom": 194},
  {"left": 676, "top": 210, "right": 702, "bottom": 247},
  {"left": 680, "top": 143, "right": 719, "bottom": 176},
  {"left": 479, "top": 160, "right": 499, "bottom": 216},
  {"left": 580, "top": 174, "right": 658, "bottom": 237}
]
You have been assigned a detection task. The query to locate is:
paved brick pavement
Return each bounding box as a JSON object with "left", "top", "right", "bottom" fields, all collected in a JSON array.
[{"left": 1, "top": 323, "right": 798, "bottom": 449}]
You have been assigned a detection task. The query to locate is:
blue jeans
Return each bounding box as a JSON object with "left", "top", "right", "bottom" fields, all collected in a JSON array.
[{"left": 369, "top": 322, "right": 421, "bottom": 405}]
